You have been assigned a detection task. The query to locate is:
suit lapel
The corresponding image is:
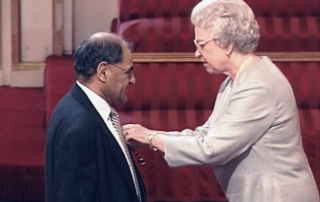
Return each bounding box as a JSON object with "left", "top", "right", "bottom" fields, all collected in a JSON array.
[
  {"left": 70, "top": 83, "right": 138, "bottom": 195},
  {"left": 107, "top": 134, "right": 138, "bottom": 192}
]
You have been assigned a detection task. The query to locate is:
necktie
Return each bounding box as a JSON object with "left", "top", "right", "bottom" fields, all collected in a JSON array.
[{"left": 109, "top": 108, "right": 141, "bottom": 202}]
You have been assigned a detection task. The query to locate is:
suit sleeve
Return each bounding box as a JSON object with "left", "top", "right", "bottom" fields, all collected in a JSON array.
[
  {"left": 54, "top": 120, "right": 100, "bottom": 202},
  {"left": 164, "top": 79, "right": 277, "bottom": 167}
]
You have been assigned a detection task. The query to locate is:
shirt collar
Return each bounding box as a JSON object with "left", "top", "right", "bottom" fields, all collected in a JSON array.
[{"left": 76, "top": 81, "right": 111, "bottom": 117}]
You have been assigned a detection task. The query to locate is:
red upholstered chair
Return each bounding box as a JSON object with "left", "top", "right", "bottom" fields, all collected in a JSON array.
[
  {"left": 116, "top": 0, "right": 199, "bottom": 24},
  {"left": 116, "top": 0, "right": 320, "bottom": 52},
  {"left": 239, "top": 0, "right": 320, "bottom": 52},
  {"left": 117, "top": 17, "right": 195, "bottom": 52}
]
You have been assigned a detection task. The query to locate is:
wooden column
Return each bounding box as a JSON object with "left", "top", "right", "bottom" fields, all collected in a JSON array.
[
  {"left": 53, "top": 0, "right": 64, "bottom": 56},
  {"left": 11, "top": 0, "right": 20, "bottom": 70}
]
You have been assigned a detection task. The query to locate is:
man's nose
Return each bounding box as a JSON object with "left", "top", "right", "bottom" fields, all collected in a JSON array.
[{"left": 129, "top": 74, "right": 136, "bottom": 84}]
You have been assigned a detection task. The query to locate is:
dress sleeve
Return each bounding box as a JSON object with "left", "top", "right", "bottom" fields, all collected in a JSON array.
[
  {"left": 164, "top": 79, "right": 276, "bottom": 167},
  {"left": 165, "top": 120, "right": 211, "bottom": 138}
]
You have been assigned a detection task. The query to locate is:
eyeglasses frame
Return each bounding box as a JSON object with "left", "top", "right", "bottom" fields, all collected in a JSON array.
[
  {"left": 108, "top": 63, "right": 134, "bottom": 78},
  {"left": 193, "top": 37, "right": 215, "bottom": 50}
]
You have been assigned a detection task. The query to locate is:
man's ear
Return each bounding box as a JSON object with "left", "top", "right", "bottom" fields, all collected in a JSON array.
[{"left": 97, "top": 62, "right": 108, "bottom": 81}]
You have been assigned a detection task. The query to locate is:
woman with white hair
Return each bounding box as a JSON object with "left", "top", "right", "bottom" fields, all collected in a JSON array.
[{"left": 124, "top": 0, "right": 319, "bottom": 201}]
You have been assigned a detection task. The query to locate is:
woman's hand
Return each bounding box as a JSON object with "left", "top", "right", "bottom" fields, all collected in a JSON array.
[
  {"left": 123, "top": 124, "right": 166, "bottom": 152},
  {"left": 123, "top": 124, "right": 151, "bottom": 146}
]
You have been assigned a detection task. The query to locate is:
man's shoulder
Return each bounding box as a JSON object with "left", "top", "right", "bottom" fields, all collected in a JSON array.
[{"left": 50, "top": 92, "right": 95, "bottom": 124}]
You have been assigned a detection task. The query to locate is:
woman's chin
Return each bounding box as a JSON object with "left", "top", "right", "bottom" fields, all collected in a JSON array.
[{"left": 203, "top": 64, "right": 214, "bottom": 74}]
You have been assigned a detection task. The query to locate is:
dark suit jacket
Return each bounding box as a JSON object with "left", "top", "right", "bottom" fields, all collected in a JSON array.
[{"left": 45, "top": 83, "right": 147, "bottom": 202}]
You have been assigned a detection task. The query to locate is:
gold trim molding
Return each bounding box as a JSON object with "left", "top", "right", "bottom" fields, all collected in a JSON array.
[
  {"left": 16, "top": 62, "right": 46, "bottom": 71},
  {"left": 133, "top": 52, "right": 320, "bottom": 62},
  {"left": 13, "top": 52, "right": 320, "bottom": 72}
]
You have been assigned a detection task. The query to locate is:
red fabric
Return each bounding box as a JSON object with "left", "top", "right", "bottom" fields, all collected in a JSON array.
[
  {"left": 119, "top": 17, "right": 195, "bottom": 52},
  {"left": 119, "top": 16, "right": 320, "bottom": 52},
  {"left": 256, "top": 17, "right": 320, "bottom": 52},
  {"left": 117, "top": 0, "right": 320, "bottom": 52},
  {"left": 0, "top": 164, "right": 44, "bottom": 201},
  {"left": 299, "top": 109, "right": 320, "bottom": 189},
  {"left": 244, "top": 0, "right": 320, "bottom": 17},
  {"left": 0, "top": 87, "right": 45, "bottom": 201},
  {"left": 118, "top": 17, "right": 320, "bottom": 52},
  {"left": 44, "top": 55, "right": 75, "bottom": 125},
  {"left": 117, "top": 0, "right": 320, "bottom": 24},
  {"left": 276, "top": 62, "right": 320, "bottom": 109},
  {"left": 115, "top": 62, "right": 226, "bottom": 112},
  {"left": 118, "top": 0, "right": 199, "bottom": 23}
]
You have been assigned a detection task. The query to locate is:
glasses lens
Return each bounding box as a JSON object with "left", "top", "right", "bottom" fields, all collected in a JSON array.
[{"left": 126, "top": 67, "right": 134, "bottom": 78}]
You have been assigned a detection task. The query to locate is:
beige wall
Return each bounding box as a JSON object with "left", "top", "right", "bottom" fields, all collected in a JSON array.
[
  {"left": 0, "top": 0, "right": 118, "bottom": 87},
  {"left": 74, "top": 0, "right": 118, "bottom": 49},
  {"left": 21, "top": 0, "right": 53, "bottom": 62}
]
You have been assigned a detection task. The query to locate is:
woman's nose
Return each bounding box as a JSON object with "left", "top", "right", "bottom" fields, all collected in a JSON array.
[{"left": 195, "top": 49, "right": 202, "bottom": 58}]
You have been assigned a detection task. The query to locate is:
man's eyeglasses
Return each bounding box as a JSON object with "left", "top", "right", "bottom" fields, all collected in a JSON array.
[
  {"left": 193, "top": 37, "right": 215, "bottom": 50},
  {"left": 109, "top": 63, "right": 134, "bottom": 78}
]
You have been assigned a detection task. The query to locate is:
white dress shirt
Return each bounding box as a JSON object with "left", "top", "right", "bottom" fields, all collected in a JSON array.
[{"left": 76, "top": 81, "right": 138, "bottom": 184}]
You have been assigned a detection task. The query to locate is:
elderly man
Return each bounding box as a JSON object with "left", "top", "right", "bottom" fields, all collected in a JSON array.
[{"left": 45, "top": 32, "right": 146, "bottom": 202}]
